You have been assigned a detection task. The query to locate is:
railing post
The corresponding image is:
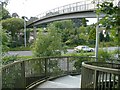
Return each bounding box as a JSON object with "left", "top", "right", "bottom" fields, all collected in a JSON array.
[
  {"left": 67, "top": 57, "right": 69, "bottom": 75},
  {"left": 118, "top": 75, "right": 120, "bottom": 89},
  {"left": 45, "top": 58, "right": 48, "bottom": 78},
  {"left": 21, "top": 61, "right": 26, "bottom": 89},
  {"left": 33, "top": 26, "right": 37, "bottom": 40},
  {"left": 94, "top": 70, "right": 98, "bottom": 90}
]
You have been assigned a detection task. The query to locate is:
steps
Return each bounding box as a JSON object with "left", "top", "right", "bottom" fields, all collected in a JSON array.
[{"left": 34, "top": 75, "right": 81, "bottom": 89}]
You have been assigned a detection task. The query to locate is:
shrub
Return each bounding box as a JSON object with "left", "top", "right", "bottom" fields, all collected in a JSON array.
[{"left": 2, "top": 55, "right": 18, "bottom": 65}]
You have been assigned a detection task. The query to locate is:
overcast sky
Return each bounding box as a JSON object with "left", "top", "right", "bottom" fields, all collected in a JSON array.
[
  {"left": 7, "top": 0, "right": 84, "bottom": 18},
  {"left": 5, "top": 0, "right": 97, "bottom": 25}
]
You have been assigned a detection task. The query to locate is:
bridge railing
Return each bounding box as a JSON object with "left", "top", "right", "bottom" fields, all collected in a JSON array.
[
  {"left": 27, "top": 0, "right": 119, "bottom": 26},
  {"left": 81, "top": 61, "right": 120, "bottom": 89},
  {"left": 2, "top": 56, "right": 95, "bottom": 89},
  {"left": 36, "top": 1, "right": 96, "bottom": 19},
  {"left": 27, "top": 1, "right": 97, "bottom": 25}
]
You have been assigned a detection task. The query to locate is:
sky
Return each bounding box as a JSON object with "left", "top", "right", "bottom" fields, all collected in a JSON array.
[{"left": 5, "top": 0, "right": 97, "bottom": 25}]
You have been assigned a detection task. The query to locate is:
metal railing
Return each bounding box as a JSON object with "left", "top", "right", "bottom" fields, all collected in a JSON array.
[
  {"left": 36, "top": 1, "right": 95, "bottom": 19},
  {"left": 36, "top": 0, "right": 118, "bottom": 20},
  {"left": 81, "top": 61, "right": 120, "bottom": 89},
  {"left": 2, "top": 56, "right": 95, "bottom": 89}
]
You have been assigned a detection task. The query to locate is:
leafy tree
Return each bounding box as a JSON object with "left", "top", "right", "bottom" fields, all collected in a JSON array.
[
  {"left": 0, "top": 3, "right": 11, "bottom": 20},
  {"left": 71, "top": 18, "right": 88, "bottom": 28},
  {"left": 98, "top": 1, "right": 119, "bottom": 28},
  {"left": 99, "top": 31, "right": 104, "bottom": 42},
  {"left": 88, "top": 24, "right": 96, "bottom": 40},
  {"left": 0, "top": 29, "right": 10, "bottom": 55},
  {"left": 97, "top": 0, "right": 120, "bottom": 52},
  {"left": 32, "top": 23, "right": 63, "bottom": 57},
  {"left": 2, "top": 18, "right": 24, "bottom": 45}
]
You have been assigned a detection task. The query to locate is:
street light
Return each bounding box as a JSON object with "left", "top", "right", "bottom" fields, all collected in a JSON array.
[
  {"left": 22, "top": 16, "right": 28, "bottom": 47},
  {"left": 92, "top": 0, "right": 100, "bottom": 61},
  {"left": 95, "top": 0, "right": 100, "bottom": 61}
]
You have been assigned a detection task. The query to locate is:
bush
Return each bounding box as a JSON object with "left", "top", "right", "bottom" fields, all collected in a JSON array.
[
  {"left": 2, "top": 55, "right": 18, "bottom": 65},
  {"left": 98, "top": 49, "right": 114, "bottom": 62},
  {"left": 32, "top": 24, "right": 63, "bottom": 57}
]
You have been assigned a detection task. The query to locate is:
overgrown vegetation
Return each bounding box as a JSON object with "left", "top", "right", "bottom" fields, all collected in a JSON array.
[{"left": 32, "top": 23, "right": 63, "bottom": 57}]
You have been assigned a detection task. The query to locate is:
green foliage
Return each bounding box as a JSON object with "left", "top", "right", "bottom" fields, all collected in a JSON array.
[
  {"left": 2, "top": 55, "right": 18, "bottom": 65},
  {"left": 71, "top": 18, "right": 88, "bottom": 27},
  {"left": 97, "top": 1, "right": 120, "bottom": 55},
  {"left": 99, "top": 42, "right": 116, "bottom": 47},
  {"left": 97, "top": 1, "right": 119, "bottom": 29},
  {"left": 88, "top": 24, "right": 96, "bottom": 40},
  {"left": 0, "top": 4, "right": 11, "bottom": 20},
  {"left": 2, "top": 18, "right": 24, "bottom": 36},
  {"left": 66, "top": 52, "right": 94, "bottom": 72},
  {"left": 2, "top": 18, "right": 24, "bottom": 47},
  {"left": 18, "top": 56, "right": 33, "bottom": 60},
  {"left": 47, "top": 19, "right": 90, "bottom": 46},
  {"left": 0, "top": 29, "right": 10, "bottom": 55},
  {"left": 63, "top": 51, "right": 94, "bottom": 57},
  {"left": 9, "top": 46, "right": 31, "bottom": 51},
  {"left": 32, "top": 23, "right": 63, "bottom": 57},
  {"left": 98, "top": 49, "right": 114, "bottom": 62}
]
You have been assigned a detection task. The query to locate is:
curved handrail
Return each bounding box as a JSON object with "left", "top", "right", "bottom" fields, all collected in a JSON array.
[
  {"left": 81, "top": 61, "right": 120, "bottom": 89},
  {"left": 2, "top": 56, "right": 120, "bottom": 89},
  {"left": 2, "top": 56, "right": 94, "bottom": 89},
  {"left": 82, "top": 62, "right": 120, "bottom": 74}
]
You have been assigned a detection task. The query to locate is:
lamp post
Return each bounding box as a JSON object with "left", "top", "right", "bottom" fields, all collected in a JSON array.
[
  {"left": 24, "top": 16, "right": 27, "bottom": 47},
  {"left": 22, "top": 16, "right": 28, "bottom": 47},
  {"left": 92, "top": 0, "right": 100, "bottom": 61}
]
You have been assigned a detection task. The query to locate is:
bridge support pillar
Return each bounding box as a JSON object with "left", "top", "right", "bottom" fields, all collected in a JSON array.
[{"left": 33, "top": 26, "right": 37, "bottom": 40}]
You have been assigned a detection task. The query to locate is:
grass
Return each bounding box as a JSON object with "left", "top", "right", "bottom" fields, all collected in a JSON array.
[
  {"left": 9, "top": 46, "right": 31, "bottom": 51},
  {"left": 63, "top": 51, "right": 95, "bottom": 56},
  {"left": 18, "top": 55, "right": 33, "bottom": 60}
]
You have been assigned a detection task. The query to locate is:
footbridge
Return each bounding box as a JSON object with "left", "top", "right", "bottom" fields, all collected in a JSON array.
[
  {"left": 27, "top": 0, "right": 119, "bottom": 27},
  {"left": 27, "top": 0, "right": 100, "bottom": 27}
]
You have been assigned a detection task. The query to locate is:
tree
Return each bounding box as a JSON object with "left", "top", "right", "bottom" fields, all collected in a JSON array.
[
  {"left": 0, "top": 4, "right": 11, "bottom": 20},
  {"left": 32, "top": 23, "right": 63, "bottom": 57},
  {"left": 98, "top": 2, "right": 119, "bottom": 39},
  {"left": 2, "top": 18, "right": 24, "bottom": 47},
  {"left": 0, "top": 29, "right": 10, "bottom": 55},
  {"left": 88, "top": 24, "right": 96, "bottom": 40},
  {"left": 71, "top": 18, "right": 88, "bottom": 28},
  {"left": 97, "top": 0, "right": 120, "bottom": 56},
  {"left": 99, "top": 31, "right": 104, "bottom": 42},
  {"left": 98, "top": 1, "right": 119, "bottom": 29}
]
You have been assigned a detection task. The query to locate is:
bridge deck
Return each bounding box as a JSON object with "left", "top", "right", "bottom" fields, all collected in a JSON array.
[{"left": 33, "top": 75, "right": 81, "bottom": 90}]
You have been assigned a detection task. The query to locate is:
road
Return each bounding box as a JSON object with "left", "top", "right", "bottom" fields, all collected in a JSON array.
[
  {"left": 6, "top": 47, "right": 119, "bottom": 56},
  {"left": 6, "top": 49, "right": 75, "bottom": 56}
]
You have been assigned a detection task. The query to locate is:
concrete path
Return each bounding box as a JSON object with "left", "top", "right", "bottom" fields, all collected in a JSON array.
[{"left": 34, "top": 75, "right": 81, "bottom": 90}]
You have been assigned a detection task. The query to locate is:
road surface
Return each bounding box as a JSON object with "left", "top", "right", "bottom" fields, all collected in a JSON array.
[{"left": 6, "top": 47, "right": 119, "bottom": 56}]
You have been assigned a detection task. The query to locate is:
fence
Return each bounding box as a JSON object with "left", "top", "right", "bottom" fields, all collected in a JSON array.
[
  {"left": 2, "top": 56, "right": 120, "bottom": 89},
  {"left": 2, "top": 56, "right": 95, "bottom": 89},
  {"left": 81, "top": 61, "right": 120, "bottom": 89}
]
